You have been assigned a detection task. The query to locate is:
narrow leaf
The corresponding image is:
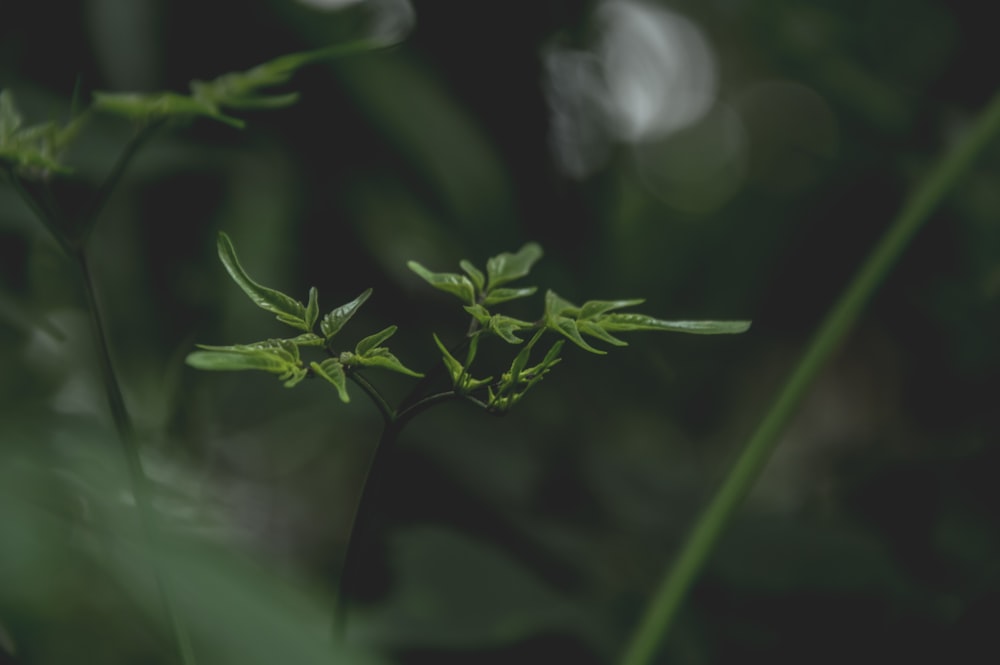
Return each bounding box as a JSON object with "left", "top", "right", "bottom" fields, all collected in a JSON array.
[
  {"left": 311, "top": 359, "right": 350, "bottom": 403},
  {"left": 578, "top": 320, "right": 629, "bottom": 346},
  {"left": 579, "top": 298, "right": 645, "bottom": 320},
  {"left": 407, "top": 261, "right": 475, "bottom": 304},
  {"left": 549, "top": 317, "right": 605, "bottom": 354},
  {"left": 599, "top": 314, "right": 752, "bottom": 335},
  {"left": 320, "top": 288, "right": 372, "bottom": 340},
  {"left": 486, "top": 242, "right": 543, "bottom": 290},
  {"left": 185, "top": 350, "right": 290, "bottom": 373},
  {"left": 304, "top": 287, "right": 319, "bottom": 330},
  {"left": 356, "top": 325, "right": 397, "bottom": 356},
  {"left": 459, "top": 260, "right": 485, "bottom": 294},
  {"left": 216, "top": 232, "right": 310, "bottom": 330},
  {"left": 483, "top": 286, "right": 538, "bottom": 306},
  {"left": 544, "top": 290, "right": 581, "bottom": 321},
  {"left": 433, "top": 333, "right": 464, "bottom": 384},
  {"left": 352, "top": 351, "right": 424, "bottom": 377}
]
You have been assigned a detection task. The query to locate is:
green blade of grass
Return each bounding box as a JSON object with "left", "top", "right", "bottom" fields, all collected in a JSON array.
[{"left": 618, "top": 88, "right": 1000, "bottom": 665}]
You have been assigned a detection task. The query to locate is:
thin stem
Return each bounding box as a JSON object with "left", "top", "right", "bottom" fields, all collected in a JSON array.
[
  {"left": 5, "top": 171, "right": 74, "bottom": 255},
  {"left": 617, "top": 90, "right": 1000, "bottom": 665},
  {"left": 76, "top": 251, "right": 197, "bottom": 665},
  {"left": 80, "top": 120, "right": 164, "bottom": 241},
  {"left": 346, "top": 370, "right": 395, "bottom": 424}
]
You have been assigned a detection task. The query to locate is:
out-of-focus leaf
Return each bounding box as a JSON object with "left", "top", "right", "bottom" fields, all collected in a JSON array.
[
  {"left": 599, "top": 314, "right": 751, "bottom": 334},
  {"left": 0, "top": 90, "right": 83, "bottom": 173},
  {"left": 304, "top": 287, "right": 319, "bottom": 331},
  {"left": 459, "top": 259, "right": 485, "bottom": 294},
  {"left": 486, "top": 243, "right": 543, "bottom": 290},
  {"left": 407, "top": 261, "right": 475, "bottom": 305},
  {"left": 482, "top": 286, "right": 537, "bottom": 306},
  {"left": 216, "top": 232, "right": 311, "bottom": 331},
  {"left": 310, "top": 359, "right": 350, "bottom": 402},
  {"left": 92, "top": 91, "right": 243, "bottom": 128},
  {"left": 320, "top": 288, "right": 372, "bottom": 340}
]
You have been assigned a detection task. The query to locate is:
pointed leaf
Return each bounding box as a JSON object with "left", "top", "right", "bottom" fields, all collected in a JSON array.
[
  {"left": 216, "top": 232, "right": 310, "bottom": 330},
  {"left": 463, "top": 304, "right": 492, "bottom": 326},
  {"left": 320, "top": 288, "right": 372, "bottom": 340},
  {"left": 304, "top": 287, "right": 319, "bottom": 330},
  {"left": 579, "top": 298, "right": 645, "bottom": 320},
  {"left": 310, "top": 360, "right": 350, "bottom": 403},
  {"left": 287, "top": 332, "right": 324, "bottom": 347},
  {"left": 433, "top": 333, "right": 465, "bottom": 384},
  {"left": 578, "top": 320, "right": 629, "bottom": 346},
  {"left": 185, "top": 350, "right": 291, "bottom": 373},
  {"left": 459, "top": 260, "right": 485, "bottom": 294},
  {"left": 356, "top": 325, "right": 397, "bottom": 356},
  {"left": 408, "top": 262, "right": 475, "bottom": 304},
  {"left": 544, "top": 290, "right": 581, "bottom": 321},
  {"left": 352, "top": 351, "right": 424, "bottom": 377},
  {"left": 549, "top": 316, "right": 605, "bottom": 354},
  {"left": 488, "top": 315, "right": 533, "bottom": 344},
  {"left": 486, "top": 243, "right": 543, "bottom": 290},
  {"left": 483, "top": 287, "right": 538, "bottom": 306},
  {"left": 599, "top": 315, "right": 751, "bottom": 335}
]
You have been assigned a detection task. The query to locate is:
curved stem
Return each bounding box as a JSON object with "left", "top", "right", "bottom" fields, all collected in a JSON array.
[
  {"left": 617, "top": 90, "right": 1000, "bottom": 665},
  {"left": 346, "top": 370, "right": 394, "bottom": 425}
]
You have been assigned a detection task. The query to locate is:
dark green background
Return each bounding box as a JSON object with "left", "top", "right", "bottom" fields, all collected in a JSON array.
[{"left": 2, "top": 1, "right": 999, "bottom": 663}]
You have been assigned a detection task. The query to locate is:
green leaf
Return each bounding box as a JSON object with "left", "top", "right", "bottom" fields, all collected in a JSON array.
[
  {"left": 185, "top": 350, "right": 291, "bottom": 373},
  {"left": 94, "top": 42, "right": 392, "bottom": 129},
  {"left": 92, "top": 91, "right": 243, "bottom": 128},
  {"left": 482, "top": 287, "right": 537, "bottom": 306},
  {"left": 356, "top": 325, "right": 398, "bottom": 356},
  {"left": 463, "top": 304, "right": 492, "bottom": 326},
  {"left": 216, "top": 232, "right": 311, "bottom": 331},
  {"left": 548, "top": 317, "right": 605, "bottom": 354},
  {"left": 320, "top": 288, "right": 372, "bottom": 340},
  {"left": 310, "top": 359, "right": 350, "bottom": 403},
  {"left": 599, "top": 315, "right": 752, "bottom": 335},
  {"left": 287, "top": 332, "right": 325, "bottom": 347},
  {"left": 407, "top": 261, "right": 476, "bottom": 305},
  {"left": 486, "top": 243, "right": 543, "bottom": 290},
  {"left": 459, "top": 260, "right": 485, "bottom": 294},
  {"left": 304, "top": 287, "right": 319, "bottom": 331},
  {"left": 543, "top": 290, "right": 581, "bottom": 320},
  {"left": 578, "top": 320, "right": 628, "bottom": 347},
  {"left": 351, "top": 351, "right": 424, "bottom": 378},
  {"left": 0, "top": 90, "right": 82, "bottom": 173},
  {"left": 185, "top": 339, "right": 308, "bottom": 387},
  {"left": 488, "top": 315, "right": 533, "bottom": 344},
  {"left": 578, "top": 298, "right": 645, "bottom": 320},
  {"left": 433, "top": 333, "right": 465, "bottom": 385}
]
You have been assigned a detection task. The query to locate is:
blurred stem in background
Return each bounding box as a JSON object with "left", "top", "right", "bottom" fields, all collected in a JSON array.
[
  {"left": 619, "top": 88, "right": 1000, "bottom": 665},
  {"left": 3, "top": 123, "right": 198, "bottom": 665}
]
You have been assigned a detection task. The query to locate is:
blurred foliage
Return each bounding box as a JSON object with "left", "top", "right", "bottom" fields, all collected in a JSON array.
[{"left": 2, "top": 0, "right": 1000, "bottom": 663}]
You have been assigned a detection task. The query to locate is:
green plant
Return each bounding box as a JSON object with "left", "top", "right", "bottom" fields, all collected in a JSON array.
[{"left": 185, "top": 230, "right": 750, "bottom": 626}]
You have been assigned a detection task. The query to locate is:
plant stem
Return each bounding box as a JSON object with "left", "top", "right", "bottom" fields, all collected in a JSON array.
[
  {"left": 76, "top": 251, "right": 197, "bottom": 665},
  {"left": 617, "top": 89, "right": 1000, "bottom": 665}
]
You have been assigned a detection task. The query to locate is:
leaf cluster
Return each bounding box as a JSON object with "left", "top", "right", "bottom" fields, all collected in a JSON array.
[
  {"left": 185, "top": 233, "right": 421, "bottom": 403},
  {"left": 188, "top": 235, "right": 749, "bottom": 416},
  {"left": 0, "top": 90, "right": 84, "bottom": 175},
  {"left": 408, "top": 245, "right": 750, "bottom": 413},
  {"left": 92, "top": 41, "right": 389, "bottom": 129}
]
